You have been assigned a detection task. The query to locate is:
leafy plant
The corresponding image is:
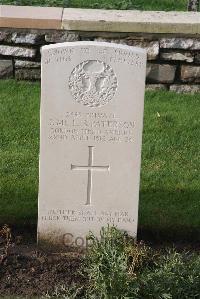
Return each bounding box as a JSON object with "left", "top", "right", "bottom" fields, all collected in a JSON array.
[
  {"left": 46, "top": 227, "right": 200, "bottom": 299},
  {"left": 45, "top": 284, "right": 84, "bottom": 299},
  {"left": 84, "top": 226, "right": 131, "bottom": 298},
  {"left": 132, "top": 249, "right": 200, "bottom": 299}
]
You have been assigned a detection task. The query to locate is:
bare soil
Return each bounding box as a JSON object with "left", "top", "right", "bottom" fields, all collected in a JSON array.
[{"left": 0, "top": 227, "right": 85, "bottom": 298}]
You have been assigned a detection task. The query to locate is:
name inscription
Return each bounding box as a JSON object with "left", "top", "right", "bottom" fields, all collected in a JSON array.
[{"left": 48, "top": 111, "right": 135, "bottom": 143}]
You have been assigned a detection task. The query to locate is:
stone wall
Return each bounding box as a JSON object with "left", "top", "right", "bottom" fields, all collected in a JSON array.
[
  {"left": 0, "top": 29, "right": 200, "bottom": 92},
  {"left": 0, "top": 6, "right": 200, "bottom": 93}
]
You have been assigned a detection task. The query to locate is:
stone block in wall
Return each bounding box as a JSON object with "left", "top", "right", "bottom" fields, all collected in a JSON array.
[
  {"left": 95, "top": 37, "right": 118, "bottom": 42},
  {"left": 145, "top": 84, "right": 168, "bottom": 91},
  {"left": 45, "top": 31, "right": 79, "bottom": 43},
  {"left": 0, "top": 45, "right": 36, "bottom": 58},
  {"left": 146, "top": 63, "right": 176, "bottom": 84},
  {"left": 181, "top": 65, "right": 200, "bottom": 83},
  {"left": 94, "top": 37, "right": 159, "bottom": 60},
  {"left": 0, "top": 31, "right": 11, "bottom": 42},
  {"left": 195, "top": 53, "right": 200, "bottom": 63},
  {"left": 15, "top": 68, "right": 41, "bottom": 80},
  {"left": 160, "top": 38, "right": 200, "bottom": 50},
  {"left": 127, "top": 40, "right": 159, "bottom": 60},
  {"left": 11, "top": 33, "right": 45, "bottom": 45},
  {"left": 0, "top": 60, "right": 13, "bottom": 79},
  {"left": 160, "top": 51, "right": 194, "bottom": 63},
  {"left": 15, "top": 60, "right": 41, "bottom": 68},
  {"left": 170, "top": 84, "right": 200, "bottom": 93}
]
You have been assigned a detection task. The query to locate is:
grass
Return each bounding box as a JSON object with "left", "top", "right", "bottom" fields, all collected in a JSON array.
[
  {"left": 140, "top": 90, "right": 200, "bottom": 242},
  {"left": 0, "top": 80, "right": 39, "bottom": 225},
  {"left": 0, "top": 80, "right": 200, "bottom": 242},
  {"left": 0, "top": 0, "right": 188, "bottom": 11}
]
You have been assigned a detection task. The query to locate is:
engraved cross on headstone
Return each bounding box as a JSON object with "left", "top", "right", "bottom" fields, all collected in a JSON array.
[{"left": 71, "top": 146, "right": 110, "bottom": 205}]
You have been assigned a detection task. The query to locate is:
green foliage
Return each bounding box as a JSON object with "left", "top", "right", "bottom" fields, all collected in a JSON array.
[
  {"left": 131, "top": 250, "right": 200, "bottom": 299},
  {"left": 0, "top": 0, "right": 188, "bottom": 11},
  {"left": 83, "top": 226, "right": 155, "bottom": 298},
  {"left": 45, "top": 284, "right": 84, "bottom": 298},
  {"left": 0, "top": 0, "right": 70, "bottom": 7},
  {"left": 46, "top": 227, "right": 200, "bottom": 298},
  {"left": 71, "top": 0, "right": 187, "bottom": 11},
  {"left": 84, "top": 227, "right": 132, "bottom": 298}
]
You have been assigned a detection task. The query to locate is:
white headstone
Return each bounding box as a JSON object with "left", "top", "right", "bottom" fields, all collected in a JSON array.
[{"left": 38, "top": 41, "right": 146, "bottom": 249}]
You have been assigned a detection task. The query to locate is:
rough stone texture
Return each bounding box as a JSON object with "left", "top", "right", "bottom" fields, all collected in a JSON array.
[
  {"left": 195, "top": 52, "right": 200, "bottom": 63},
  {"left": 15, "top": 60, "right": 41, "bottom": 68},
  {"left": 11, "top": 33, "right": 45, "bottom": 45},
  {"left": 181, "top": 65, "right": 200, "bottom": 83},
  {"left": 160, "top": 51, "right": 194, "bottom": 63},
  {"left": 94, "top": 38, "right": 159, "bottom": 60},
  {"left": 160, "top": 38, "right": 200, "bottom": 50},
  {"left": 0, "top": 45, "right": 36, "bottom": 58},
  {"left": 145, "top": 84, "right": 168, "bottom": 91},
  {"left": 94, "top": 37, "right": 124, "bottom": 44},
  {"left": 128, "top": 40, "right": 159, "bottom": 60},
  {"left": 45, "top": 31, "right": 79, "bottom": 43},
  {"left": 15, "top": 68, "right": 41, "bottom": 80},
  {"left": 146, "top": 63, "right": 176, "bottom": 83},
  {"left": 170, "top": 84, "right": 200, "bottom": 93},
  {"left": 0, "top": 31, "right": 11, "bottom": 42},
  {"left": 188, "top": 0, "right": 200, "bottom": 12},
  {"left": 0, "top": 60, "right": 13, "bottom": 78}
]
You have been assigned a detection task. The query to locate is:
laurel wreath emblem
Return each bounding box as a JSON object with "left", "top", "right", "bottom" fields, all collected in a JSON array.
[{"left": 68, "top": 60, "right": 118, "bottom": 108}]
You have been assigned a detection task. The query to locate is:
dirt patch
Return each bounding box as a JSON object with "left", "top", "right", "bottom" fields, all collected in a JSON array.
[{"left": 0, "top": 228, "right": 85, "bottom": 298}]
